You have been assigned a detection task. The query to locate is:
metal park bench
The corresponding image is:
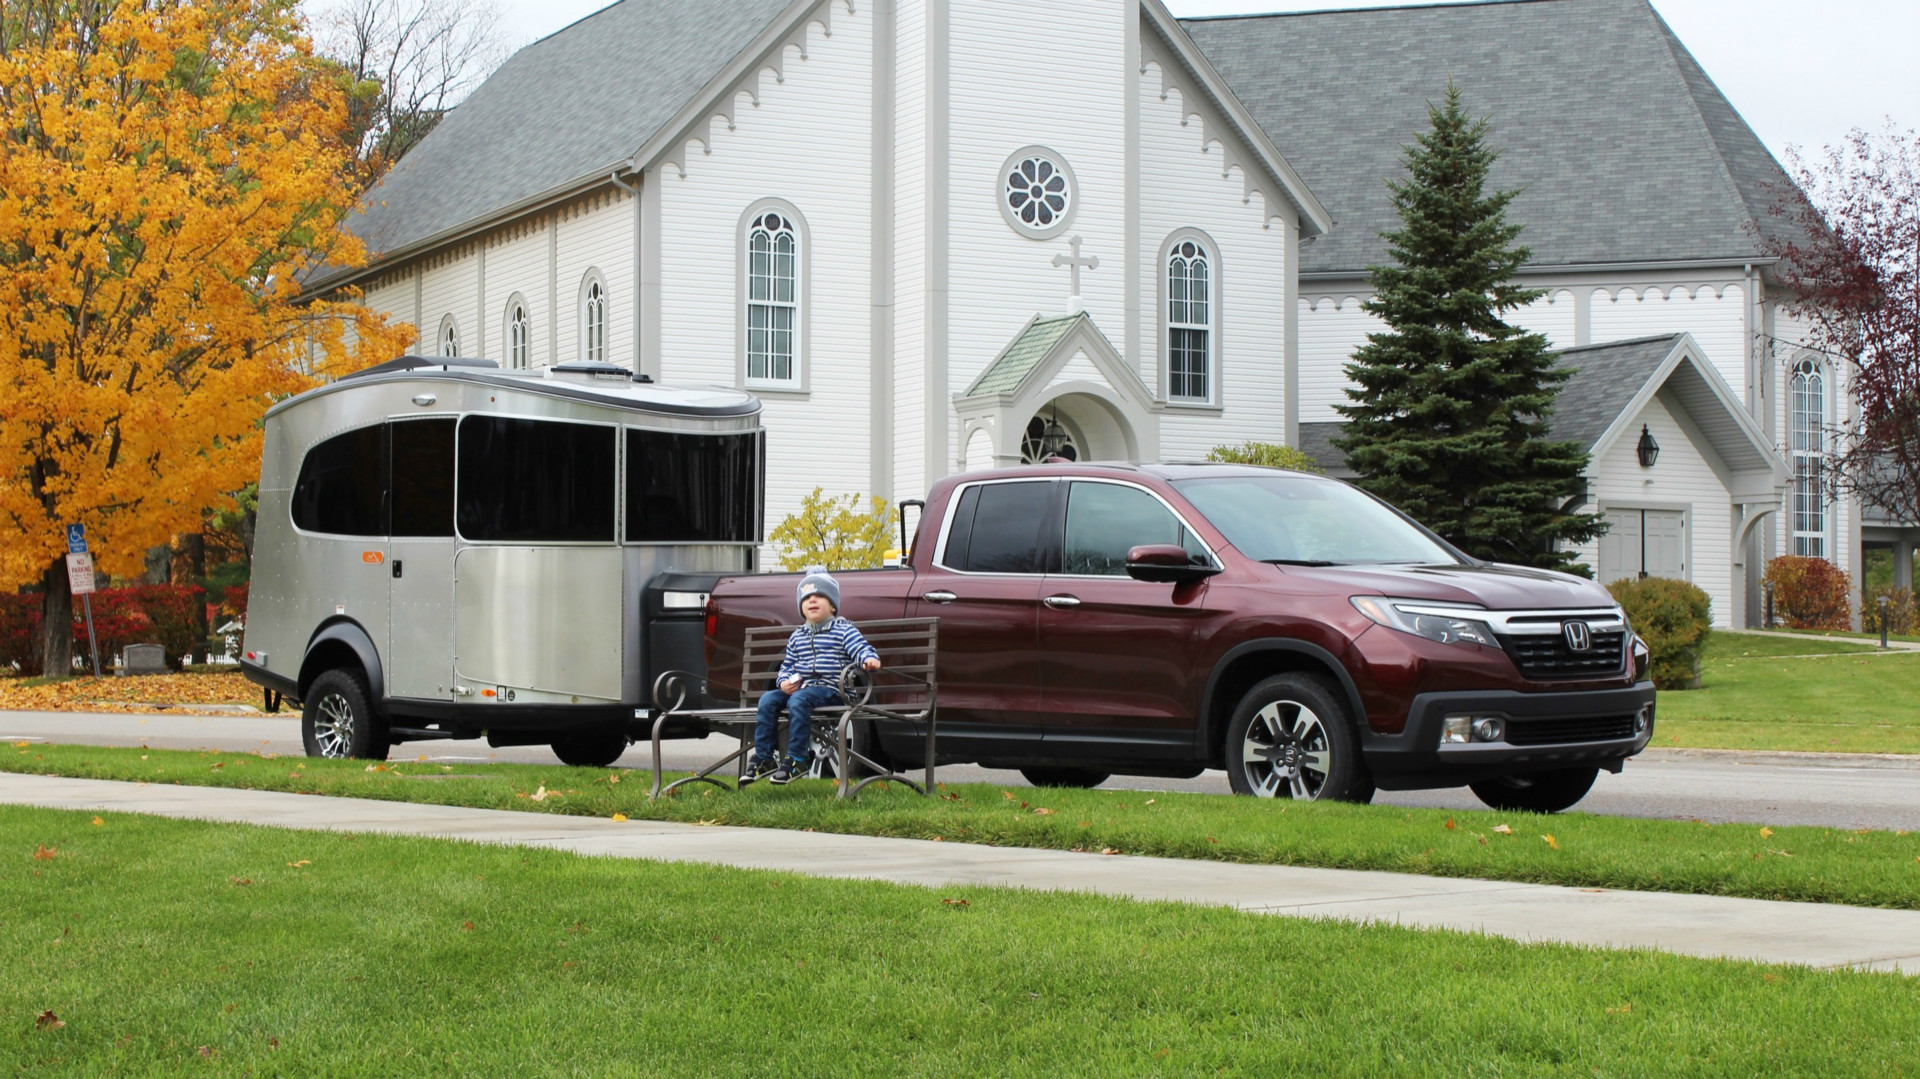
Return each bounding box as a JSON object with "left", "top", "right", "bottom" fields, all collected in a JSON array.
[{"left": 645, "top": 617, "right": 938, "bottom": 801}]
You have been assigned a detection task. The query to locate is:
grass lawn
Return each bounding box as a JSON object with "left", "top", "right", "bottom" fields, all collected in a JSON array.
[
  {"left": 1655, "top": 632, "right": 1920, "bottom": 753},
  {"left": 7, "top": 744, "right": 1920, "bottom": 910},
  {"left": 6, "top": 806, "right": 1916, "bottom": 1076}
]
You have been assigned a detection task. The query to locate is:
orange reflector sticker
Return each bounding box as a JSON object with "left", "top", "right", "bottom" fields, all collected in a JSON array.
[
  {"left": 362, "top": 551, "right": 385, "bottom": 564},
  {"left": 481, "top": 688, "right": 496, "bottom": 698}
]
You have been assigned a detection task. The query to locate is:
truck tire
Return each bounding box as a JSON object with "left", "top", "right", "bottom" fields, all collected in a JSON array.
[
  {"left": 301, "top": 668, "right": 390, "bottom": 760},
  {"left": 552, "top": 731, "right": 630, "bottom": 768},
  {"left": 1020, "top": 767, "right": 1110, "bottom": 789},
  {"left": 1468, "top": 767, "right": 1599, "bottom": 814},
  {"left": 1225, "top": 674, "right": 1373, "bottom": 803}
]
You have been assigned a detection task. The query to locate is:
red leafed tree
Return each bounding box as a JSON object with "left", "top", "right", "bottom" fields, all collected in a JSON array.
[{"left": 1764, "top": 123, "right": 1920, "bottom": 524}]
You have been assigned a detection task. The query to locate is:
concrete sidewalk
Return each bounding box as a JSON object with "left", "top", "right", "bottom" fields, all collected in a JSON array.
[{"left": 5, "top": 772, "right": 1918, "bottom": 975}]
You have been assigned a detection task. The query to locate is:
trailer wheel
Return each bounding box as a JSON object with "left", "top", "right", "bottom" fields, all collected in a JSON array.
[
  {"left": 302, "top": 669, "right": 389, "bottom": 760},
  {"left": 552, "top": 731, "right": 630, "bottom": 768}
]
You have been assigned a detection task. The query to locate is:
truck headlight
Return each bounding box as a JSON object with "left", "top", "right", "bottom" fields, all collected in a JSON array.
[{"left": 1351, "top": 597, "right": 1500, "bottom": 649}]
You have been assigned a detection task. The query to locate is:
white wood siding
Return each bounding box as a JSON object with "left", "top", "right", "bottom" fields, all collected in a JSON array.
[
  {"left": 482, "top": 219, "right": 551, "bottom": 367},
  {"left": 555, "top": 190, "right": 634, "bottom": 368},
  {"left": 361, "top": 272, "right": 417, "bottom": 348},
  {"left": 657, "top": 4, "right": 874, "bottom": 534},
  {"left": 1592, "top": 284, "right": 1745, "bottom": 392},
  {"left": 1296, "top": 294, "right": 1383, "bottom": 424},
  {"left": 1511, "top": 288, "right": 1577, "bottom": 349},
  {"left": 1571, "top": 395, "right": 1735, "bottom": 628},
  {"left": 892, "top": 0, "right": 927, "bottom": 501},
  {"left": 419, "top": 244, "right": 479, "bottom": 357},
  {"left": 1138, "top": 55, "right": 1291, "bottom": 461}
]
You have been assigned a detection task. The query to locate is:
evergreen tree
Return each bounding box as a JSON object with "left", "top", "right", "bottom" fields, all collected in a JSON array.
[{"left": 1333, "top": 85, "right": 1603, "bottom": 573}]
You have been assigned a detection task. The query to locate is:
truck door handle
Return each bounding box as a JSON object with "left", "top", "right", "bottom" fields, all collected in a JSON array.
[
  {"left": 391, "top": 560, "right": 403, "bottom": 579},
  {"left": 1043, "top": 595, "right": 1081, "bottom": 609},
  {"left": 921, "top": 590, "right": 957, "bottom": 604}
]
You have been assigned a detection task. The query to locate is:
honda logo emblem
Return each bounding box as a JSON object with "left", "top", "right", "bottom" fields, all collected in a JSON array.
[{"left": 1563, "top": 621, "right": 1592, "bottom": 652}]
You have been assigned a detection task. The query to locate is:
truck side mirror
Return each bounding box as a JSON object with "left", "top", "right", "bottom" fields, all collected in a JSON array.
[{"left": 1125, "top": 544, "right": 1220, "bottom": 585}]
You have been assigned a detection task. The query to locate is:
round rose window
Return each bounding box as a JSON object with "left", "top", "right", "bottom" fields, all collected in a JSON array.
[{"left": 999, "top": 147, "right": 1077, "bottom": 239}]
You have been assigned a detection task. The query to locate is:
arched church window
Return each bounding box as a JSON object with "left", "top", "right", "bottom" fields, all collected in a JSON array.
[
  {"left": 580, "top": 274, "right": 607, "bottom": 364},
  {"left": 1020, "top": 414, "right": 1078, "bottom": 464},
  {"left": 505, "top": 297, "right": 530, "bottom": 369},
  {"left": 439, "top": 316, "right": 460, "bottom": 359},
  {"left": 1789, "top": 357, "right": 1827, "bottom": 557},
  {"left": 998, "top": 147, "right": 1077, "bottom": 239},
  {"left": 746, "top": 212, "right": 799, "bottom": 386},
  {"left": 1167, "top": 239, "right": 1212, "bottom": 402}
]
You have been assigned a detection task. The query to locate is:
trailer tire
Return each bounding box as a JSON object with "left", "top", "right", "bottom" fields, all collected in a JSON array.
[
  {"left": 552, "top": 731, "right": 630, "bottom": 768},
  {"left": 301, "top": 668, "right": 389, "bottom": 760}
]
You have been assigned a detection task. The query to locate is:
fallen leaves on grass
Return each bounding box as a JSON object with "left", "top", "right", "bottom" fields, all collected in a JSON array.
[
  {"left": 32, "top": 844, "right": 56, "bottom": 860},
  {"left": 1760, "top": 827, "right": 1775, "bottom": 839},
  {"left": 36, "top": 1010, "right": 63, "bottom": 1030},
  {"left": 1445, "top": 818, "right": 1455, "bottom": 830},
  {"left": 610, "top": 813, "right": 628, "bottom": 822},
  {"left": 286, "top": 860, "right": 310, "bottom": 868},
  {"left": 0, "top": 672, "right": 256, "bottom": 714},
  {"left": 1492, "top": 824, "right": 1513, "bottom": 835},
  {"left": 1032, "top": 807, "right": 1054, "bottom": 816},
  {"left": 89, "top": 817, "right": 103, "bottom": 826},
  {"left": 1543, "top": 835, "right": 1560, "bottom": 850},
  {"left": 942, "top": 898, "right": 969, "bottom": 908},
  {"left": 1606, "top": 1004, "right": 1633, "bottom": 1015}
]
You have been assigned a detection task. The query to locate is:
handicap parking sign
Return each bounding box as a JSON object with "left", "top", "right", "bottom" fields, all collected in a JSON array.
[{"left": 65, "top": 523, "right": 86, "bottom": 554}]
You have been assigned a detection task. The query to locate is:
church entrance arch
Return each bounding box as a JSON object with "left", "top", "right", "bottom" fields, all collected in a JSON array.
[{"left": 1022, "top": 391, "right": 1135, "bottom": 464}]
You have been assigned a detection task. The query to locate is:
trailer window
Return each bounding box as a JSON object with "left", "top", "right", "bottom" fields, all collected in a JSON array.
[
  {"left": 390, "top": 418, "right": 456, "bottom": 537},
  {"left": 457, "top": 418, "right": 616, "bottom": 542},
  {"left": 292, "top": 425, "right": 385, "bottom": 536},
  {"left": 625, "top": 430, "right": 759, "bottom": 543}
]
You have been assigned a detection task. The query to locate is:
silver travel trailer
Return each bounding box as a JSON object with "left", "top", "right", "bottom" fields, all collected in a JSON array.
[{"left": 240, "top": 356, "right": 763, "bottom": 766}]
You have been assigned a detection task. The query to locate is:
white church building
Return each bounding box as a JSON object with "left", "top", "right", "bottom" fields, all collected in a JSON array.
[{"left": 309, "top": 0, "right": 1904, "bottom": 629}]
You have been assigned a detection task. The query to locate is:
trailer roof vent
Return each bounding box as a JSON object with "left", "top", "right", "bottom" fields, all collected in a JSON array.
[
  {"left": 549, "top": 362, "right": 636, "bottom": 383},
  {"left": 339, "top": 355, "right": 500, "bottom": 381}
]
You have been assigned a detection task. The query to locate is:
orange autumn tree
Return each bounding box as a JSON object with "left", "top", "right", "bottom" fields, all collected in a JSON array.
[{"left": 0, "top": 0, "right": 410, "bottom": 675}]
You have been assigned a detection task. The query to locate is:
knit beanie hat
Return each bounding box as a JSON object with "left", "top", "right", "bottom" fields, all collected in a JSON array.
[{"left": 797, "top": 566, "right": 841, "bottom": 614}]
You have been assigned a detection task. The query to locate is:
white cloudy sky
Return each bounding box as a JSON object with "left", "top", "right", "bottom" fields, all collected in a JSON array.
[{"left": 480, "top": 0, "right": 1916, "bottom": 168}]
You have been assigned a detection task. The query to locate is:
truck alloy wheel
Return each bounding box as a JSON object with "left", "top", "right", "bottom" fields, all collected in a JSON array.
[
  {"left": 301, "top": 668, "right": 389, "bottom": 760},
  {"left": 1468, "top": 766, "right": 1600, "bottom": 814},
  {"left": 1226, "top": 674, "right": 1372, "bottom": 803}
]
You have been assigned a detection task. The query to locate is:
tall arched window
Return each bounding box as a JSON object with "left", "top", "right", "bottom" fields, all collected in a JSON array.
[
  {"left": 439, "top": 316, "right": 460, "bottom": 358},
  {"left": 746, "top": 211, "right": 799, "bottom": 386},
  {"left": 580, "top": 275, "right": 606, "bottom": 364},
  {"left": 1790, "top": 357, "right": 1827, "bottom": 557},
  {"left": 1166, "top": 238, "right": 1212, "bottom": 402},
  {"left": 504, "top": 296, "right": 530, "bottom": 370}
]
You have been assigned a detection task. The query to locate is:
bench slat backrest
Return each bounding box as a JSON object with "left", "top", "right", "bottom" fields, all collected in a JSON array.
[{"left": 740, "top": 617, "right": 936, "bottom": 716}]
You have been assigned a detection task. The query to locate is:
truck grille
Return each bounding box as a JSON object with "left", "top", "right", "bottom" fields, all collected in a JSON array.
[
  {"left": 1505, "top": 715, "right": 1639, "bottom": 746},
  {"left": 1504, "top": 630, "right": 1627, "bottom": 680}
]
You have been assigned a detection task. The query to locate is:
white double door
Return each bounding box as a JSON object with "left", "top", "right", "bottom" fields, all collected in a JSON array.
[{"left": 1599, "top": 508, "right": 1687, "bottom": 584}]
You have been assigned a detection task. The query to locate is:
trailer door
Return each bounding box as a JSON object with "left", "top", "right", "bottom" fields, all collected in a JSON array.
[{"left": 386, "top": 418, "right": 458, "bottom": 700}]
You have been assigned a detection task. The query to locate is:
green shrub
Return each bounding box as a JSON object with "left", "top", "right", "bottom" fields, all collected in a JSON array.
[
  {"left": 1863, "top": 587, "right": 1916, "bottom": 635},
  {"left": 768, "top": 489, "right": 896, "bottom": 572},
  {"left": 1763, "top": 555, "right": 1852, "bottom": 630},
  {"left": 1607, "top": 577, "right": 1712, "bottom": 690},
  {"left": 1205, "top": 441, "right": 1322, "bottom": 472}
]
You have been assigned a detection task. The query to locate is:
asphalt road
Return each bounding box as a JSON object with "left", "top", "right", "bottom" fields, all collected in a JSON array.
[{"left": 4, "top": 708, "right": 1917, "bottom": 832}]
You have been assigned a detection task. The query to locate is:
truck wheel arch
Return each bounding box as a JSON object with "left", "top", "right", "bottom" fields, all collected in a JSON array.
[
  {"left": 1200, "top": 639, "right": 1366, "bottom": 766},
  {"left": 300, "top": 618, "right": 386, "bottom": 704}
]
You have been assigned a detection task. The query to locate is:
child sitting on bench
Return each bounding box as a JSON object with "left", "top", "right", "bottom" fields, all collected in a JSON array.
[{"left": 742, "top": 568, "right": 882, "bottom": 785}]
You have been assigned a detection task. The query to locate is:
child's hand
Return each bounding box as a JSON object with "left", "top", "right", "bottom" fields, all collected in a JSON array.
[
  {"left": 780, "top": 677, "right": 801, "bottom": 693},
  {"left": 863, "top": 657, "right": 882, "bottom": 671}
]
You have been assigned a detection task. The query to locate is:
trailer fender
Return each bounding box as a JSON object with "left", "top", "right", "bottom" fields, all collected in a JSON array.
[{"left": 301, "top": 618, "right": 386, "bottom": 703}]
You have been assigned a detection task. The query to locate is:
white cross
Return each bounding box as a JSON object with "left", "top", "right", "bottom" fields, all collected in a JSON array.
[{"left": 1051, "top": 235, "right": 1099, "bottom": 314}]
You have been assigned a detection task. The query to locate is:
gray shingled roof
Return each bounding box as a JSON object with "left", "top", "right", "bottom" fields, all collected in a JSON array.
[
  {"left": 1183, "top": 0, "right": 1801, "bottom": 275},
  {"left": 345, "top": 0, "right": 792, "bottom": 262},
  {"left": 1296, "top": 333, "right": 1685, "bottom": 473}
]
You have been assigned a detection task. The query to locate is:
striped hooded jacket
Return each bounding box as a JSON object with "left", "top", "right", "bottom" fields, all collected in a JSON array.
[{"left": 777, "top": 617, "right": 879, "bottom": 690}]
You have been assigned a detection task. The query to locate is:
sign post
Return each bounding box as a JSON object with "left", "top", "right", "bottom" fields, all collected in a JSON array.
[{"left": 65, "top": 525, "right": 101, "bottom": 677}]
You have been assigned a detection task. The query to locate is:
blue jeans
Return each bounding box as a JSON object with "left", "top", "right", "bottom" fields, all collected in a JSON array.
[{"left": 754, "top": 684, "right": 843, "bottom": 764}]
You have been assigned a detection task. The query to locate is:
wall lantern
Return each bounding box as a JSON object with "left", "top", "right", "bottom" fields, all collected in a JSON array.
[
  {"left": 1039, "top": 407, "right": 1071, "bottom": 459},
  {"left": 1635, "top": 424, "right": 1660, "bottom": 468}
]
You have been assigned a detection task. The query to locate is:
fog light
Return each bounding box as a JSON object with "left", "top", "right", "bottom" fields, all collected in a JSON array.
[
  {"left": 1472, "top": 717, "right": 1505, "bottom": 742},
  {"left": 1443, "top": 716, "right": 1472, "bottom": 744},
  {"left": 1635, "top": 705, "right": 1653, "bottom": 735}
]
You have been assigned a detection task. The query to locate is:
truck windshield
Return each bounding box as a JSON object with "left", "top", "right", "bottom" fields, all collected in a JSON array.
[{"left": 1172, "top": 474, "right": 1460, "bottom": 566}]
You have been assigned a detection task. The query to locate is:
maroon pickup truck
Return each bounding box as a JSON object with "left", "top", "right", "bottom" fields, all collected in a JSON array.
[{"left": 703, "top": 462, "right": 1655, "bottom": 812}]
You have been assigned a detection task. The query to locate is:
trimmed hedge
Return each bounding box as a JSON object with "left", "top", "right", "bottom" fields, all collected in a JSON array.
[
  {"left": 1763, "top": 555, "right": 1852, "bottom": 630},
  {"left": 1607, "top": 576, "right": 1712, "bottom": 690}
]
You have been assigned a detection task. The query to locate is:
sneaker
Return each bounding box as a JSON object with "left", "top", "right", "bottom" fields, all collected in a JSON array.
[
  {"left": 740, "top": 756, "right": 777, "bottom": 787},
  {"left": 769, "top": 757, "right": 807, "bottom": 785}
]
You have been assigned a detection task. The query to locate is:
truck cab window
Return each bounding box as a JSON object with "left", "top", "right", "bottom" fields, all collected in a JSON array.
[
  {"left": 950, "top": 481, "right": 1053, "bottom": 574},
  {"left": 625, "top": 429, "right": 760, "bottom": 542},
  {"left": 389, "top": 418, "right": 456, "bottom": 537},
  {"left": 1063, "top": 482, "right": 1204, "bottom": 575},
  {"left": 457, "top": 417, "right": 615, "bottom": 542},
  {"left": 292, "top": 425, "right": 385, "bottom": 536}
]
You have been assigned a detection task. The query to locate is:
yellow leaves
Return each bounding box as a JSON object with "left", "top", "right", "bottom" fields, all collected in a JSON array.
[
  {"left": 1144, "top": 798, "right": 1156, "bottom": 805},
  {"left": 528, "top": 785, "right": 553, "bottom": 803},
  {"left": 1492, "top": 824, "right": 1513, "bottom": 835},
  {"left": 1542, "top": 834, "right": 1559, "bottom": 851},
  {"left": 364, "top": 764, "right": 388, "bottom": 773},
  {"left": 89, "top": 817, "right": 103, "bottom": 827},
  {"left": 607, "top": 773, "right": 621, "bottom": 785},
  {"left": 285, "top": 859, "right": 309, "bottom": 868},
  {"left": 0, "top": 672, "right": 256, "bottom": 714},
  {"left": 609, "top": 813, "right": 628, "bottom": 823},
  {"left": 1032, "top": 807, "right": 1055, "bottom": 816},
  {"left": 1606, "top": 1003, "right": 1633, "bottom": 1015},
  {"left": 1001, "top": 790, "right": 1017, "bottom": 801},
  {"left": 1760, "top": 827, "right": 1774, "bottom": 839}
]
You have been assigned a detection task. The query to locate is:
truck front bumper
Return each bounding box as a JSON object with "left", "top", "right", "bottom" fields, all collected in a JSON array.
[{"left": 1359, "top": 681, "right": 1657, "bottom": 791}]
